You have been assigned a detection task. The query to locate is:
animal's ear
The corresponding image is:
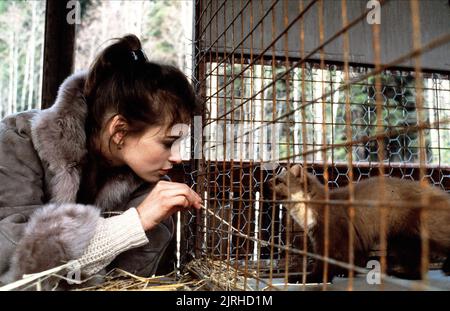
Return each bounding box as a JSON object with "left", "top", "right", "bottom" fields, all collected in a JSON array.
[{"left": 289, "top": 164, "right": 303, "bottom": 177}]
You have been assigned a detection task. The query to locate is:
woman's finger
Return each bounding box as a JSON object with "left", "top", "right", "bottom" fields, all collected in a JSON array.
[
  {"left": 167, "top": 195, "right": 191, "bottom": 209},
  {"left": 159, "top": 188, "right": 202, "bottom": 207},
  {"left": 155, "top": 181, "right": 202, "bottom": 202}
]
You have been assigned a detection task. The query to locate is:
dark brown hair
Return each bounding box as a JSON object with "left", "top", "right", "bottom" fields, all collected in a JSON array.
[{"left": 83, "top": 34, "right": 199, "bottom": 146}]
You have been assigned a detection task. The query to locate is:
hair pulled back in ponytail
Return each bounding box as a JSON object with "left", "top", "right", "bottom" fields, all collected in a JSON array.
[{"left": 84, "top": 34, "right": 199, "bottom": 145}]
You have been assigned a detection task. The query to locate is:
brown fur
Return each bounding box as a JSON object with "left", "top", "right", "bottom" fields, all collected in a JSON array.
[{"left": 269, "top": 164, "right": 450, "bottom": 282}]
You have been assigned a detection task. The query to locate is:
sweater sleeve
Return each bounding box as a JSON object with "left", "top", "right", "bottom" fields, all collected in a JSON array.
[{"left": 74, "top": 208, "right": 148, "bottom": 276}]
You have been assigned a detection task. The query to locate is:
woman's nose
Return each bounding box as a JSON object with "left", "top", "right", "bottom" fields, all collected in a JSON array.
[{"left": 168, "top": 151, "right": 182, "bottom": 164}]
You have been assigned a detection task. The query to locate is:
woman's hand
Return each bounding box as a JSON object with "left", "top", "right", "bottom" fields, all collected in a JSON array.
[{"left": 136, "top": 181, "right": 202, "bottom": 231}]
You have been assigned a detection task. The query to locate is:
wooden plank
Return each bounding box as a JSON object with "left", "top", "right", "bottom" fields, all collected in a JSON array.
[{"left": 41, "top": 0, "right": 75, "bottom": 109}]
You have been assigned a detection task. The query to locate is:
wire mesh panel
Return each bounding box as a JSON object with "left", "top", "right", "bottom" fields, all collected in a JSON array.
[{"left": 183, "top": 0, "right": 450, "bottom": 291}]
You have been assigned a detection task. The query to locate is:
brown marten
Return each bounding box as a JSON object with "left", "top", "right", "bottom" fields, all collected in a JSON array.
[{"left": 268, "top": 164, "right": 450, "bottom": 283}]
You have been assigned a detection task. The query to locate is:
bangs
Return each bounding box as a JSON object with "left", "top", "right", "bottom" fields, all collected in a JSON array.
[
  {"left": 146, "top": 89, "right": 195, "bottom": 129},
  {"left": 166, "top": 100, "right": 194, "bottom": 127}
]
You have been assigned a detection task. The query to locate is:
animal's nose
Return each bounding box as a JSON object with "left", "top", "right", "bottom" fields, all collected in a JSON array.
[{"left": 264, "top": 179, "right": 274, "bottom": 189}]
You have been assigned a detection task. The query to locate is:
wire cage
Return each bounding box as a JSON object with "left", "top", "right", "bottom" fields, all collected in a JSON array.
[{"left": 180, "top": 0, "right": 450, "bottom": 291}]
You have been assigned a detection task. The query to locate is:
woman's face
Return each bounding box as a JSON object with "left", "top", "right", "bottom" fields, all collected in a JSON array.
[{"left": 119, "top": 125, "right": 183, "bottom": 183}]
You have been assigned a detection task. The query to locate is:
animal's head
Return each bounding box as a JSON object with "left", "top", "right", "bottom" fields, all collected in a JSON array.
[{"left": 267, "top": 164, "right": 316, "bottom": 199}]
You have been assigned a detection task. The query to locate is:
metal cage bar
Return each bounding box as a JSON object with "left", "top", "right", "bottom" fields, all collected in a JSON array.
[{"left": 186, "top": 0, "right": 450, "bottom": 291}]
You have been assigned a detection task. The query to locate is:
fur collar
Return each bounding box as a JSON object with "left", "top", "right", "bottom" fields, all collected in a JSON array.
[{"left": 30, "top": 71, "right": 143, "bottom": 211}]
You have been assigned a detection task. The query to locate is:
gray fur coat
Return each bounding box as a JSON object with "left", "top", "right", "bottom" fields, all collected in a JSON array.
[{"left": 0, "top": 72, "right": 174, "bottom": 287}]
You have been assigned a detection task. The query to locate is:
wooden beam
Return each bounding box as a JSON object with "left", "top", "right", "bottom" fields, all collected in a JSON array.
[{"left": 41, "top": 0, "right": 76, "bottom": 109}]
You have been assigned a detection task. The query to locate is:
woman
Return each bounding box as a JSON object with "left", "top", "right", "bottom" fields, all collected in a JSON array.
[{"left": 0, "top": 34, "right": 202, "bottom": 289}]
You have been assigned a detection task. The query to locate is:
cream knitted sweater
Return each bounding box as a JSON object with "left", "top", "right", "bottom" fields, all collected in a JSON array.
[{"left": 71, "top": 208, "right": 149, "bottom": 277}]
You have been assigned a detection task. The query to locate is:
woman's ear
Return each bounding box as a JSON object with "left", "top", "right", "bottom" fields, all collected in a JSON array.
[{"left": 108, "top": 114, "right": 128, "bottom": 145}]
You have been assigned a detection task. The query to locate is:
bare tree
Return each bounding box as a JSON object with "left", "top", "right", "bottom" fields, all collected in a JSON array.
[
  {"left": 75, "top": 1, "right": 192, "bottom": 72},
  {"left": 27, "top": 0, "right": 38, "bottom": 110},
  {"left": 0, "top": 1, "right": 44, "bottom": 115},
  {"left": 8, "top": 30, "right": 14, "bottom": 115}
]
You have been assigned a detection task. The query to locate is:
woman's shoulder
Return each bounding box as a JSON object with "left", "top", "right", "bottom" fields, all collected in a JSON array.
[{"left": 0, "top": 110, "right": 43, "bottom": 178}]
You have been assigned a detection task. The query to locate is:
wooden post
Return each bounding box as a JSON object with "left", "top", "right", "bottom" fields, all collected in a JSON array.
[{"left": 41, "top": 0, "right": 76, "bottom": 109}]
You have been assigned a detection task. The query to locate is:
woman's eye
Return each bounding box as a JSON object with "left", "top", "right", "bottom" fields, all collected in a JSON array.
[{"left": 163, "top": 141, "right": 174, "bottom": 148}]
